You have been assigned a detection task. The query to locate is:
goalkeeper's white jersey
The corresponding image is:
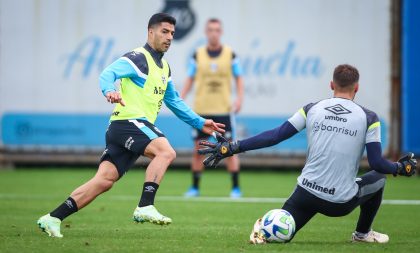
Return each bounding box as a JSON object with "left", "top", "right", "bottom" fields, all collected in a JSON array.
[{"left": 288, "top": 97, "right": 381, "bottom": 203}]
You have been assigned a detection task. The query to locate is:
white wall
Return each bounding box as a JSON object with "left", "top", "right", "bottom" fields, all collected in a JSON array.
[{"left": 0, "top": 0, "right": 391, "bottom": 148}]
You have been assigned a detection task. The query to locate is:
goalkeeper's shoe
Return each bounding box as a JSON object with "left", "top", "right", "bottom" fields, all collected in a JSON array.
[
  {"left": 230, "top": 187, "right": 242, "bottom": 198},
  {"left": 37, "top": 214, "right": 63, "bottom": 238},
  {"left": 184, "top": 186, "right": 200, "bottom": 197},
  {"left": 351, "top": 230, "right": 389, "bottom": 243},
  {"left": 249, "top": 218, "right": 267, "bottom": 244},
  {"left": 133, "top": 205, "right": 172, "bottom": 225}
]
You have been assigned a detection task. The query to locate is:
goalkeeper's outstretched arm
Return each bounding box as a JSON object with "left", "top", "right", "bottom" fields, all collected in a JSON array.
[
  {"left": 198, "top": 121, "right": 299, "bottom": 167},
  {"left": 365, "top": 142, "right": 399, "bottom": 174},
  {"left": 237, "top": 121, "right": 299, "bottom": 152},
  {"left": 366, "top": 142, "right": 417, "bottom": 176}
]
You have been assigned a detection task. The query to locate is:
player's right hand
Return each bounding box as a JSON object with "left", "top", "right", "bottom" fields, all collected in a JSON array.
[
  {"left": 201, "top": 119, "right": 225, "bottom": 135},
  {"left": 396, "top": 152, "right": 417, "bottom": 177},
  {"left": 105, "top": 91, "right": 125, "bottom": 106}
]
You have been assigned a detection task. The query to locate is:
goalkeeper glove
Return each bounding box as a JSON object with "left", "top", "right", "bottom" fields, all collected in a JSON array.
[
  {"left": 396, "top": 152, "right": 417, "bottom": 177},
  {"left": 198, "top": 133, "right": 240, "bottom": 167}
]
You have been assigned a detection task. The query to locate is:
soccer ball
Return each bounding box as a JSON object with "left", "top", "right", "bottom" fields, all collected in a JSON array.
[{"left": 260, "top": 209, "right": 295, "bottom": 243}]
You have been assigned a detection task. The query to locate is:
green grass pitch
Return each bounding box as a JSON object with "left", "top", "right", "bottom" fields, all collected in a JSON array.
[{"left": 0, "top": 168, "right": 419, "bottom": 253}]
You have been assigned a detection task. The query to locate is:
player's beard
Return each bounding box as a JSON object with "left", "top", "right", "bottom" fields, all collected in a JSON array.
[{"left": 162, "top": 42, "right": 171, "bottom": 52}]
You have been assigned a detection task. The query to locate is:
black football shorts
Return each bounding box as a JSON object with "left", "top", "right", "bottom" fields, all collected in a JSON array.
[
  {"left": 100, "top": 119, "right": 165, "bottom": 178},
  {"left": 193, "top": 114, "right": 235, "bottom": 141}
]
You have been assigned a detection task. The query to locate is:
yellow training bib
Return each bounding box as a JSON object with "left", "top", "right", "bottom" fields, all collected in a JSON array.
[
  {"left": 193, "top": 45, "right": 233, "bottom": 115},
  {"left": 110, "top": 47, "right": 170, "bottom": 124}
]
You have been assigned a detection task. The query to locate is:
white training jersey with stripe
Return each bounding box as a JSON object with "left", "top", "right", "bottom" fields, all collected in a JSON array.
[{"left": 288, "top": 97, "right": 381, "bottom": 203}]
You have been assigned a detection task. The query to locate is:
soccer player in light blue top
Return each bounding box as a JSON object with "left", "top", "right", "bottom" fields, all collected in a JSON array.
[
  {"left": 37, "top": 13, "right": 225, "bottom": 238},
  {"left": 199, "top": 64, "right": 417, "bottom": 244}
]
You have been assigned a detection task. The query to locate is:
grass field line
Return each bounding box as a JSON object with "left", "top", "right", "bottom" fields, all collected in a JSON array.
[
  {"left": 149, "top": 196, "right": 420, "bottom": 205},
  {"left": 1, "top": 193, "right": 420, "bottom": 205}
]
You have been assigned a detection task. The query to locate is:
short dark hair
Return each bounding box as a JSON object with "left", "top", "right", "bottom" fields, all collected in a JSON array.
[
  {"left": 207, "top": 18, "right": 222, "bottom": 25},
  {"left": 148, "top": 13, "right": 176, "bottom": 29},
  {"left": 333, "top": 64, "right": 359, "bottom": 88}
]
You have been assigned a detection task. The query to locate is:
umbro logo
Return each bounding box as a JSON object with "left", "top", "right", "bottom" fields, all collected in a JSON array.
[
  {"left": 144, "top": 186, "right": 155, "bottom": 192},
  {"left": 65, "top": 200, "right": 74, "bottom": 208},
  {"left": 324, "top": 104, "right": 352, "bottom": 115},
  {"left": 125, "top": 136, "right": 134, "bottom": 150}
]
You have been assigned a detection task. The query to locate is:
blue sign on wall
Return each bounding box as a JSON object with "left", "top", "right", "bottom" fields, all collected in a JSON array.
[{"left": 1, "top": 113, "right": 388, "bottom": 153}]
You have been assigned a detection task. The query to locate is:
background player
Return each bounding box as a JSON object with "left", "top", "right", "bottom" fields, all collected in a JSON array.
[
  {"left": 36, "top": 13, "right": 225, "bottom": 238},
  {"left": 181, "top": 18, "right": 244, "bottom": 198},
  {"left": 199, "top": 64, "right": 417, "bottom": 243}
]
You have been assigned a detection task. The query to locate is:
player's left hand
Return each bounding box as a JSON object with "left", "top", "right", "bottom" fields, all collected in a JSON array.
[
  {"left": 201, "top": 119, "right": 225, "bottom": 135},
  {"left": 198, "top": 133, "right": 240, "bottom": 167},
  {"left": 396, "top": 152, "right": 417, "bottom": 177}
]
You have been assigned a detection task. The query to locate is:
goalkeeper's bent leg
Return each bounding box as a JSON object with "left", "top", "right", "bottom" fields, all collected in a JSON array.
[
  {"left": 281, "top": 187, "right": 317, "bottom": 236},
  {"left": 355, "top": 171, "right": 386, "bottom": 233}
]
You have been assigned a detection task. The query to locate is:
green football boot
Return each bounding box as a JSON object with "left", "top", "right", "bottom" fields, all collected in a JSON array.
[
  {"left": 37, "top": 214, "right": 63, "bottom": 238},
  {"left": 133, "top": 205, "right": 172, "bottom": 225}
]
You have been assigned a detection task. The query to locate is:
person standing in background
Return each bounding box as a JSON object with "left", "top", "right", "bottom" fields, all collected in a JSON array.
[{"left": 181, "top": 18, "right": 244, "bottom": 198}]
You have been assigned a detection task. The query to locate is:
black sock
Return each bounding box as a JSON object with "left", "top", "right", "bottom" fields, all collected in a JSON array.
[
  {"left": 231, "top": 172, "right": 239, "bottom": 188},
  {"left": 356, "top": 188, "right": 384, "bottom": 233},
  {"left": 192, "top": 172, "right": 201, "bottom": 189},
  {"left": 50, "top": 197, "right": 78, "bottom": 221},
  {"left": 138, "top": 182, "right": 159, "bottom": 207}
]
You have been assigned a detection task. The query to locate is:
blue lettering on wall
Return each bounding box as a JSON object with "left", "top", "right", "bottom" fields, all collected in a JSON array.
[
  {"left": 63, "top": 36, "right": 119, "bottom": 79},
  {"left": 241, "top": 39, "right": 324, "bottom": 78},
  {"left": 62, "top": 36, "right": 324, "bottom": 80}
]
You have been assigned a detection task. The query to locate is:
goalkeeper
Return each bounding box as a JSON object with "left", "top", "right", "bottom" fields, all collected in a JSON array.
[{"left": 199, "top": 64, "right": 417, "bottom": 243}]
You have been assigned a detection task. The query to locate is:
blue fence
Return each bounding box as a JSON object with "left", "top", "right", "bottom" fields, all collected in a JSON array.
[{"left": 402, "top": 0, "right": 420, "bottom": 155}]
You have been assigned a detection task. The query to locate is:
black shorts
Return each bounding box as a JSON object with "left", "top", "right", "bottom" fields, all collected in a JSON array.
[
  {"left": 193, "top": 114, "right": 235, "bottom": 141},
  {"left": 99, "top": 119, "right": 165, "bottom": 178},
  {"left": 282, "top": 171, "right": 386, "bottom": 236}
]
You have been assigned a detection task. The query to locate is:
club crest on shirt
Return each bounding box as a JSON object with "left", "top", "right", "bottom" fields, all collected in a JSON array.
[
  {"left": 161, "top": 75, "right": 166, "bottom": 84},
  {"left": 210, "top": 62, "right": 218, "bottom": 72}
]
